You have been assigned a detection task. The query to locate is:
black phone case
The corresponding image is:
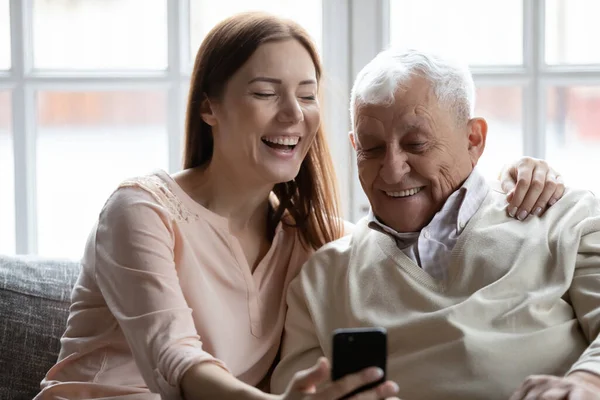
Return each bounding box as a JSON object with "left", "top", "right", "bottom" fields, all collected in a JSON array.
[{"left": 331, "top": 327, "right": 387, "bottom": 399}]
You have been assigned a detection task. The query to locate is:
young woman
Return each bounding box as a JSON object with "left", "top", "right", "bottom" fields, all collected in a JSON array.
[{"left": 36, "top": 12, "right": 564, "bottom": 400}]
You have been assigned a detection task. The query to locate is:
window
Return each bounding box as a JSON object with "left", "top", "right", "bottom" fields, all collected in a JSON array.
[
  {"left": 347, "top": 0, "right": 600, "bottom": 220},
  {"left": 189, "top": 0, "right": 323, "bottom": 59},
  {"left": 389, "top": 0, "right": 523, "bottom": 66},
  {"left": 0, "top": 0, "right": 9, "bottom": 70},
  {"left": 0, "top": 91, "right": 14, "bottom": 254},
  {"left": 32, "top": 0, "right": 168, "bottom": 70},
  {"left": 35, "top": 91, "right": 168, "bottom": 258},
  {"left": 546, "top": 0, "right": 600, "bottom": 65},
  {"left": 9, "top": 1, "right": 598, "bottom": 255},
  {"left": 3, "top": 0, "right": 328, "bottom": 258},
  {"left": 475, "top": 86, "right": 524, "bottom": 179},
  {"left": 546, "top": 86, "right": 600, "bottom": 192}
]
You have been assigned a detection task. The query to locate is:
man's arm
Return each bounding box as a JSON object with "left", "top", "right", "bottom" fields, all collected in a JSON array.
[
  {"left": 510, "top": 194, "right": 600, "bottom": 400},
  {"left": 566, "top": 215, "right": 600, "bottom": 381},
  {"left": 271, "top": 271, "right": 325, "bottom": 394}
]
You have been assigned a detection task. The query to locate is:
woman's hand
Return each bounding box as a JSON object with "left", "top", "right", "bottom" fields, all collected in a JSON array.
[
  {"left": 499, "top": 157, "right": 565, "bottom": 220},
  {"left": 281, "top": 357, "right": 400, "bottom": 400}
]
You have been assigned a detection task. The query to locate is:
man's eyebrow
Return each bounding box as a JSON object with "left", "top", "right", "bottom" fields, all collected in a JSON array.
[
  {"left": 247, "top": 77, "right": 317, "bottom": 85},
  {"left": 355, "top": 128, "right": 379, "bottom": 139},
  {"left": 403, "top": 123, "right": 423, "bottom": 131},
  {"left": 400, "top": 120, "right": 429, "bottom": 132}
]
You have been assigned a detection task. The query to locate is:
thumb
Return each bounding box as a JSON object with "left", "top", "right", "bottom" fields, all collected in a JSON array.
[
  {"left": 289, "top": 357, "right": 330, "bottom": 392},
  {"left": 500, "top": 165, "right": 517, "bottom": 194}
]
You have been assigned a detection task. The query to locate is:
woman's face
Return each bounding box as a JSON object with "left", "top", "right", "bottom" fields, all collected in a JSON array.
[{"left": 203, "top": 39, "right": 320, "bottom": 185}]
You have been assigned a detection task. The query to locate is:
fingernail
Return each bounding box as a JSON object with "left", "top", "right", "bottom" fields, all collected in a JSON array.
[
  {"left": 389, "top": 382, "right": 400, "bottom": 393},
  {"left": 518, "top": 210, "right": 528, "bottom": 221},
  {"left": 549, "top": 198, "right": 557, "bottom": 206},
  {"left": 508, "top": 206, "right": 518, "bottom": 217},
  {"left": 368, "top": 368, "right": 384, "bottom": 380},
  {"left": 533, "top": 207, "right": 542, "bottom": 216}
]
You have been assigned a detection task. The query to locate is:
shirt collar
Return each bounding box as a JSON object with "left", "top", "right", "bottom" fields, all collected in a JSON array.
[{"left": 456, "top": 167, "right": 489, "bottom": 233}]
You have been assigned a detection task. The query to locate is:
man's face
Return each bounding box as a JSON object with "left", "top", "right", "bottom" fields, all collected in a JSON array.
[{"left": 351, "top": 75, "right": 487, "bottom": 232}]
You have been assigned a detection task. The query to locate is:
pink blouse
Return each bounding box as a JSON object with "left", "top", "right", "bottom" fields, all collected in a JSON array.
[{"left": 35, "top": 170, "right": 313, "bottom": 400}]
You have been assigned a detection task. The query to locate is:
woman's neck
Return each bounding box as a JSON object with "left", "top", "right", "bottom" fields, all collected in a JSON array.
[{"left": 175, "top": 161, "right": 273, "bottom": 233}]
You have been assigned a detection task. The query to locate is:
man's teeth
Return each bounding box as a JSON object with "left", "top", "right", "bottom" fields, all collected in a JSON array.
[
  {"left": 262, "top": 136, "right": 300, "bottom": 146},
  {"left": 385, "top": 187, "right": 423, "bottom": 198}
]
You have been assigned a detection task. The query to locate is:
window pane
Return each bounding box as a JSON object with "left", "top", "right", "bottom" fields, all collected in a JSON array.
[
  {"left": 546, "top": 86, "right": 600, "bottom": 195},
  {"left": 475, "top": 86, "right": 524, "bottom": 179},
  {"left": 189, "top": 0, "right": 322, "bottom": 60},
  {"left": 0, "top": 0, "right": 10, "bottom": 69},
  {"left": 389, "top": 0, "right": 523, "bottom": 66},
  {"left": 546, "top": 0, "right": 600, "bottom": 65},
  {"left": 33, "top": 0, "right": 167, "bottom": 70},
  {"left": 0, "top": 91, "right": 15, "bottom": 254},
  {"left": 36, "top": 91, "right": 169, "bottom": 259}
]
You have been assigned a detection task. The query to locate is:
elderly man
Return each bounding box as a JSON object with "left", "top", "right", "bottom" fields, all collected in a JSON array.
[{"left": 271, "top": 48, "right": 600, "bottom": 400}]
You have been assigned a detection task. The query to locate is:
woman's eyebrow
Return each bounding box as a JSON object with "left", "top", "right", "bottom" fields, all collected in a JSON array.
[
  {"left": 247, "top": 77, "right": 317, "bottom": 85},
  {"left": 248, "top": 77, "right": 281, "bottom": 84}
]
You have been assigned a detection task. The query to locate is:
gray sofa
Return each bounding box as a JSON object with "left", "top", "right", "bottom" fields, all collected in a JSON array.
[{"left": 0, "top": 255, "right": 80, "bottom": 400}]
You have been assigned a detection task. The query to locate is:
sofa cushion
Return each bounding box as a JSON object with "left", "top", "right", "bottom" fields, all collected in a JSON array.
[{"left": 0, "top": 255, "right": 80, "bottom": 400}]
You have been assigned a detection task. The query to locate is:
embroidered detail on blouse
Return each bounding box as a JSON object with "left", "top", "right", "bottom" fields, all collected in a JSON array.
[{"left": 119, "top": 175, "right": 199, "bottom": 223}]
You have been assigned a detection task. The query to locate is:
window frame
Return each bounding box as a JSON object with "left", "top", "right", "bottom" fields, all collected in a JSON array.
[
  {"left": 349, "top": 0, "right": 600, "bottom": 220},
  {"left": 3, "top": 0, "right": 350, "bottom": 255},
  {"left": 6, "top": 0, "right": 600, "bottom": 255}
]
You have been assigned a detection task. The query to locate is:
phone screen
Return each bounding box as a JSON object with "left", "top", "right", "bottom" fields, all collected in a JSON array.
[{"left": 331, "top": 327, "right": 387, "bottom": 399}]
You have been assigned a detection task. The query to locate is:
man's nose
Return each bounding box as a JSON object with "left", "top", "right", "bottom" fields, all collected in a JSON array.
[
  {"left": 379, "top": 148, "right": 410, "bottom": 184},
  {"left": 277, "top": 95, "right": 304, "bottom": 124}
]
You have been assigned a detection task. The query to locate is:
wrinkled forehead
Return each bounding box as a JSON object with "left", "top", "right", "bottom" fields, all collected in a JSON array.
[{"left": 354, "top": 82, "right": 438, "bottom": 129}]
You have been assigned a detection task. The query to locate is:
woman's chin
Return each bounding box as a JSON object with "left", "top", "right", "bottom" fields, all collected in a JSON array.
[{"left": 263, "top": 167, "right": 301, "bottom": 186}]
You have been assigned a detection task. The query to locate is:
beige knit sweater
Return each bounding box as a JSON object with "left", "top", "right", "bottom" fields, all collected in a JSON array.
[{"left": 271, "top": 185, "right": 600, "bottom": 400}]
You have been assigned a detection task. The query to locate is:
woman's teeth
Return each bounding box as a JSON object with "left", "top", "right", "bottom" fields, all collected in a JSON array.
[
  {"left": 385, "top": 187, "right": 423, "bottom": 198},
  {"left": 262, "top": 136, "right": 300, "bottom": 146}
]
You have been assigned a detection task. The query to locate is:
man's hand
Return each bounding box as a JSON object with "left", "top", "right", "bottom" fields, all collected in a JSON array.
[{"left": 509, "top": 372, "right": 600, "bottom": 400}]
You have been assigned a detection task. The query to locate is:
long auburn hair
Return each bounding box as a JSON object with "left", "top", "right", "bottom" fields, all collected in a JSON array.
[{"left": 183, "top": 12, "right": 342, "bottom": 250}]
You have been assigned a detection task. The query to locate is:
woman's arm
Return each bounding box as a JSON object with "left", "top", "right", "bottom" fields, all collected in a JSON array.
[
  {"left": 94, "top": 186, "right": 230, "bottom": 399},
  {"left": 181, "top": 363, "right": 274, "bottom": 400},
  {"left": 181, "top": 357, "right": 398, "bottom": 400}
]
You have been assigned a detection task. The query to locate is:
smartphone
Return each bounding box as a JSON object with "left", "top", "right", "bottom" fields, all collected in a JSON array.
[{"left": 331, "top": 327, "right": 387, "bottom": 399}]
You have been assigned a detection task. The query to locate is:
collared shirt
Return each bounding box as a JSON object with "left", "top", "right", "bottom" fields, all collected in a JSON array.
[{"left": 367, "top": 168, "right": 489, "bottom": 281}]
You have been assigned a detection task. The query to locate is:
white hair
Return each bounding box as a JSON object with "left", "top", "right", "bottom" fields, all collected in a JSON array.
[{"left": 350, "top": 48, "right": 476, "bottom": 127}]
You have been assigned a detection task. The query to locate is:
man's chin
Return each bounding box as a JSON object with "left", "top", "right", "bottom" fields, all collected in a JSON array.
[
  {"left": 375, "top": 210, "right": 429, "bottom": 233},
  {"left": 374, "top": 200, "right": 430, "bottom": 232}
]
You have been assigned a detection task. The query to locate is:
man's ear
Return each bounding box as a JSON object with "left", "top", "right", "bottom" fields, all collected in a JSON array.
[
  {"left": 200, "top": 96, "right": 218, "bottom": 126},
  {"left": 467, "top": 117, "right": 487, "bottom": 166},
  {"left": 349, "top": 131, "right": 357, "bottom": 150}
]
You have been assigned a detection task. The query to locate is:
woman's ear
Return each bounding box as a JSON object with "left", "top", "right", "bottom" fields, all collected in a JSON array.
[{"left": 200, "top": 96, "right": 218, "bottom": 126}]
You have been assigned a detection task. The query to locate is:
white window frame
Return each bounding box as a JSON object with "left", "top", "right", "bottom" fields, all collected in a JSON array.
[
  {"left": 3, "top": 0, "right": 352, "bottom": 255},
  {"left": 348, "top": 0, "right": 600, "bottom": 220},
  {"left": 8, "top": 0, "right": 598, "bottom": 254}
]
